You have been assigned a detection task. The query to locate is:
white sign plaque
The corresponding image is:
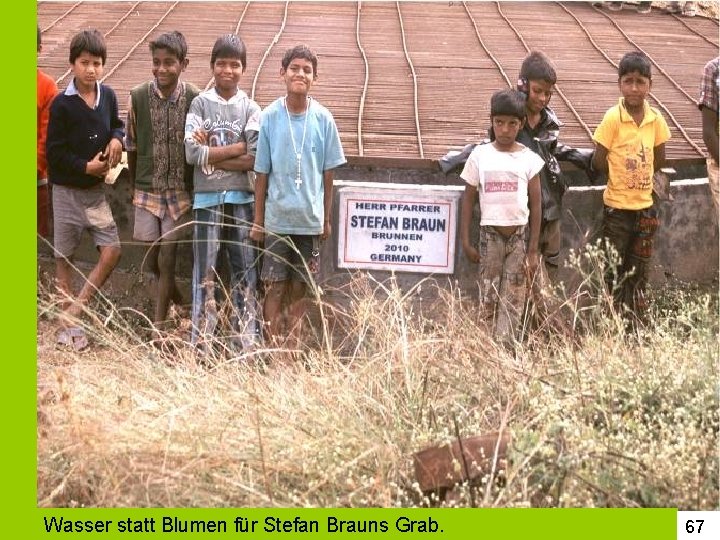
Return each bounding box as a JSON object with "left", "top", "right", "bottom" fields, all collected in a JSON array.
[{"left": 337, "top": 187, "right": 459, "bottom": 274}]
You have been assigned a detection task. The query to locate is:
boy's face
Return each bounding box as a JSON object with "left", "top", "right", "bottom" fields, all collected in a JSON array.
[
  {"left": 526, "top": 79, "right": 553, "bottom": 115},
  {"left": 152, "top": 48, "right": 186, "bottom": 94},
  {"left": 71, "top": 51, "right": 104, "bottom": 91},
  {"left": 281, "top": 57, "right": 315, "bottom": 96},
  {"left": 213, "top": 56, "right": 243, "bottom": 96},
  {"left": 492, "top": 115, "right": 523, "bottom": 148},
  {"left": 619, "top": 70, "right": 651, "bottom": 109}
]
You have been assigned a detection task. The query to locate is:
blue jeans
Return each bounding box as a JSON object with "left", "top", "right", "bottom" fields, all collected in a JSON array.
[{"left": 191, "top": 204, "right": 261, "bottom": 349}]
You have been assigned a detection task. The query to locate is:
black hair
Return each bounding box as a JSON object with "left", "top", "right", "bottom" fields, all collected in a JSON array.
[
  {"left": 618, "top": 51, "right": 652, "bottom": 79},
  {"left": 210, "top": 34, "right": 246, "bottom": 72},
  {"left": 69, "top": 29, "right": 107, "bottom": 65},
  {"left": 149, "top": 30, "right": 188, "bottom": 63},
  {"left": 519, "top": 51, "right": 557, "bottom": 84},
  {"left": 490, "top": 89, "right": 526, "bottom": 120},
  {"left": 281, "top": 44, "right": 318, "bottom": 80}
]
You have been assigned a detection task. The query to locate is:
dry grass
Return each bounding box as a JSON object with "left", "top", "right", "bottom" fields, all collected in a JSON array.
[{"left": 37, "top": 246, "right": 718, "bottom": 508}]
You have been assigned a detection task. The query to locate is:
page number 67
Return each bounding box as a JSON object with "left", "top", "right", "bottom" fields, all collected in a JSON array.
[{"left": 686, "top": 520, "right": 704, "bottom": 534}]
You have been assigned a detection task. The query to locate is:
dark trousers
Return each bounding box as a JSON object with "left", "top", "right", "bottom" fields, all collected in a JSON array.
[{"left": 601, "top": 205, "right": 659, "bottom": 320}]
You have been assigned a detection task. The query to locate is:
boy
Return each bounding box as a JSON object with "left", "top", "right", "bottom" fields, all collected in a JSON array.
[
  {"left": 184, "top": 34, "right": 261, "bottom": 352},
  {"left": 37, "top": 26, "right": 58, "bottom": 239},
  {"left": 514, "top": 51, "right": 595, "bottom": 286},
  {"left": 250, "top": 44, "right": 346, "bottom": 350},
  {"left": 460, "top": 89, "right": 544, "bottom": 344},
  {"left": 698, "top": 56, "right": 718, "bottom": 214},
  {"left": 592, "top": 51, "right": 671, "bottom": 322},
  {"left": 126, "top": 31, "right": 199, "bottom": 327},
  {"left": 46, "top": 29, "right": 124, "bottom": 350}
]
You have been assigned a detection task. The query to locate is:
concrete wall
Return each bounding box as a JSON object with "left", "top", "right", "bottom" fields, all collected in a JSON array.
[{"left": 41, "top": 165, "right": 718, "bottom": 300}]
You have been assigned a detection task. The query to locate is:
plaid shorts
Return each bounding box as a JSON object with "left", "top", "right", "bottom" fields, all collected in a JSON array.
[{"left": 133, "top": 206, "right": 190, "bottom": 243}]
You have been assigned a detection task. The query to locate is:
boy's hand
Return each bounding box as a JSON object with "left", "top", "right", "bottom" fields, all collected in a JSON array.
[
  {"left": 525, "top": 250, "right": 540, "bottom": 282},
  {"left": 321, "top": 219, "right": 331, "bottom": 240},
  {"left": 192, "top": 129, "right": 208, "bottom": 146},
  {"left": 86, "top": 152, "right": 110, "bottom": 178},
  {"left": 249, "top": 222, "right": 264, "bottom": 243},
  {"left": 104, "top": 138, "right": 123, "bottom": 168},
  {"left": 463, "top": 244, "right": 480, "bottom": 264}
]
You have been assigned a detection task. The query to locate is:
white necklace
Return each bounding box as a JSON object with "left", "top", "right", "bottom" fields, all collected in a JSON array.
[{"left": 284, "top": 96, "right": 311, "bottom": 189}]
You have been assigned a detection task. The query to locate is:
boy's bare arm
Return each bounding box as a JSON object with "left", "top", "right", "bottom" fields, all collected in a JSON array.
[
  {"left": 702, "top": 107, "right": 719, "bottom": 163},
  {"left": 249, "top": 172, "right": 268, "bottom": 243},
  {"left": 213, "top": 153, "right": 255, "bottom": 171},
  {"left": 653, "top": 143, "right": 666, "bottom": 172},
  {"left": 592, "top": 143, "right": 609, "bottom": 173},
  {"left": 206, "top": 141, "right": 247, "bottom": 164},
  {"left": 322, "top": 169, "right": 334, "bottom": 240},
  {"left": 526, "top": 174, "right": 542, "bottom": 277},
  {"left": 460, "top": 184, "right": 480, "bottom": 263}
]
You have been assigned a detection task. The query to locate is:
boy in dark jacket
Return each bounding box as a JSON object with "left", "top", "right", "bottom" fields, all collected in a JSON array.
[
  {"left": 514, "top": 51, "right": 594, "bottom": 285},
  {"left": 47, "top": 29, "right": 124, "bottom": 350}
]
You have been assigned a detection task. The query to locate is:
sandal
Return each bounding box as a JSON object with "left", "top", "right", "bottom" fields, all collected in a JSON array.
[{"left": 57, "top": 326, "right": 89, "bottom": 352}]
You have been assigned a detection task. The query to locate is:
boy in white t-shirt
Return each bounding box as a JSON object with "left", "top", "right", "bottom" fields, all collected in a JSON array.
[{"left": 460, "top": 89, "right": 544, "bottom": 343}]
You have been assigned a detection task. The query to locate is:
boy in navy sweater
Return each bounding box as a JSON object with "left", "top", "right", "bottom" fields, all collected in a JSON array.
[{"left": 47, "top": 29, "right": 124, "bottom": 350}]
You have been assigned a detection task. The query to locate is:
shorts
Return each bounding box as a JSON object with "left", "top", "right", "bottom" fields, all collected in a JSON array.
[
  {"left": 52, "top": 183, "right": 120, "bottom": 259},
  {"left": 261, "top": 234, "right": 320, "bottom": 284},
  {"left": 133, "top": 206, "right": 190, "bottom": 243}
]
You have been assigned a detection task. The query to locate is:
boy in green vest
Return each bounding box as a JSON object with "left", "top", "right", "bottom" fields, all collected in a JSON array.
[{"left": 126, "top": 31, "right": 199, "bottom": 328}]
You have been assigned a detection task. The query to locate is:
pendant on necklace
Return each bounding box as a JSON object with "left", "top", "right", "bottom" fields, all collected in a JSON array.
[{"left": 295, "top": 155, "right": 302, "bottom": 189}]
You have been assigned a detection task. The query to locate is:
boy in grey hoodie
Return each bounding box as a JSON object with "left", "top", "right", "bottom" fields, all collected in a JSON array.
[{"left": 184, "top": 34, "right": 261, "bottom": 352}]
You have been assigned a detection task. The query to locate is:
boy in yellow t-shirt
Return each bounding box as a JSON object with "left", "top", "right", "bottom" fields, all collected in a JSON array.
[{"left": 592, "top": 51, "right": 671, "bottom": 322}]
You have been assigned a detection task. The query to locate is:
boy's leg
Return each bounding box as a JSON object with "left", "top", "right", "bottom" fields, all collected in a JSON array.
[
  {"left": 601, "top": 207, "right": 635, "bottom": 311},
  {"left": 529, "top": 219, "right": 567, "bottom": 333},
  {"left": 495, "top": 228, "right": 527, "bottom": 344},
  {"left": 224, "top": 203, "right": 261, "bottom": 350},
  {"left": 156, "top": 242, "right": 178, "bottom": 324},
  {"left": 263, "top": 280, "right": 288, "bottom": 344},
  {"left": 477, "top": 227, "right": 504, "bottom": 333},
  {"left": 61, "top": 184, "right": 123, "bottom": 315},
  {"left": 538, "top": 219, "right": 562, "bottom": 284},
  {"left": 154, "top": 211, "right": 190, "bottom": 324},
  {"left": 260, "top": 234, "right": 294, "bottom": 344},
  {"left": 191, "top": 207, "right": 221, "bottom": 346},
  {"left": 65, "top": 244, "right": 121, "bottom": 320},
  {"left": 66, "top": 188, "right": 122, "bottom": 320},
  {"left": 51, "top": 185, "right": 89, "bottom": 313},
  {"left": 285, "top": 280, "right": 308, "bottom": 352},
  {"left": 625, "top": 207, "right": 659, "bottom": 320},
  {"left": 55, "top": 257, "right": 75, "bottom": 307},
  {"left": 284, "top": 235, "right": 321, "bottom": 352}
]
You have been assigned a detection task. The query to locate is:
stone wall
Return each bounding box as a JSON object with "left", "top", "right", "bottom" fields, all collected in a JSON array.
[{"left": 42, "top": 165, "right": 718, "bottom": 300}]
